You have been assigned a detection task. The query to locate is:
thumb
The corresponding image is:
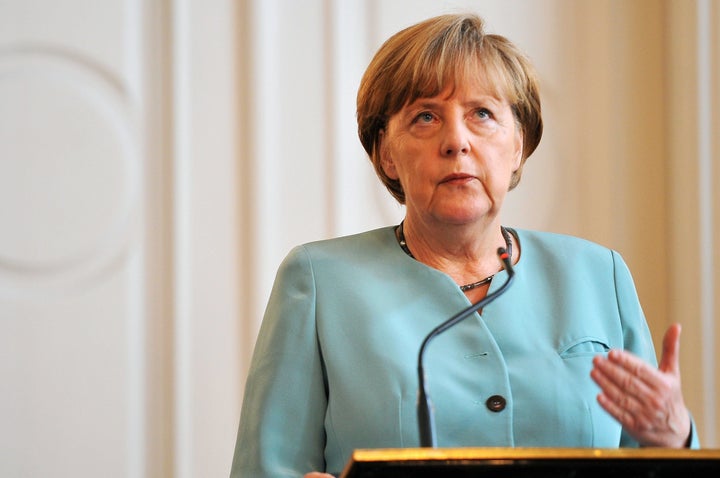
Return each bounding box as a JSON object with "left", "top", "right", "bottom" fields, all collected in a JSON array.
[{"left": 659, "top": 323, "right": 682, "bottom": 375}]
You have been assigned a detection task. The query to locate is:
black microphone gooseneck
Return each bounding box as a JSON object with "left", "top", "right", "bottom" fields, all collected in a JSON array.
[{"left": 417, "top": 247, "right": 516, "bottom": 448}]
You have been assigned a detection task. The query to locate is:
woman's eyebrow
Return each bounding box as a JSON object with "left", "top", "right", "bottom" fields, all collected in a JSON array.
[
  {"left": 407, "top": 95, "right": 504, "bottom": 110},
  {"left": 406, "top": 99, "right": 444, "bottom": 109}
]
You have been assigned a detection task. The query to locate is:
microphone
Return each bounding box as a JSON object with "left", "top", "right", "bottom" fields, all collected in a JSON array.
[{"left": 417, "top": 247, "right": 516, "bottom": 448}]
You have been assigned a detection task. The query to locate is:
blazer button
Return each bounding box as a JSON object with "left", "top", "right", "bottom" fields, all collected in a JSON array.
[{"left": 486, "top": 395, "right": 506, "bottom": 412}]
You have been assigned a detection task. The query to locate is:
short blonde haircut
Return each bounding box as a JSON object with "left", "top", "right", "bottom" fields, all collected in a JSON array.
[{"left": 357, "top": 14, "right": 543, "bottom": 203}]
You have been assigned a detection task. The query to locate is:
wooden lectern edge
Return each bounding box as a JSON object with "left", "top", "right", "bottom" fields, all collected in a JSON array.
[
  {"left": 340, "top": 447, "right": 720, "bottom": 477},
  {"left": 350, "top": 447, "right": 720, "bottom": 461}
]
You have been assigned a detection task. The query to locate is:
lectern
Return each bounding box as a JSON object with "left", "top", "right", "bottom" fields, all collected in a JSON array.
[{"left": 340, "top": 447, "right": 720, "bottom": 478}]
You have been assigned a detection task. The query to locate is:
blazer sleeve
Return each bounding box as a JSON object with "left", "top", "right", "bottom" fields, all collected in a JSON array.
[
  {"left": 611, "top": 251, "right": 700, "bottom": 449},
  {"left": 230, "top": 246, "right": 328, "bottom": 477}
]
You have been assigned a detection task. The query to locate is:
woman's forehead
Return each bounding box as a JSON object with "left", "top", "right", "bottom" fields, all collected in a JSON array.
[{"left": 406, "top": 71, "right": 509, "bottom": 107}]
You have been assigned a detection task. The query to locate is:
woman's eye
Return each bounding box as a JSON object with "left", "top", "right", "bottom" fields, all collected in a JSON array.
[
  {"left": 415, "top": 112, "right": 434, "bottom": 123},
  {"left": 475, "top": 108, "right": 491, "bottom": 120}
]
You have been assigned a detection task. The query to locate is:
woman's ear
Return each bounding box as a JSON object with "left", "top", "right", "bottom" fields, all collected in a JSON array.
[
  {"left": 378, "top": 130, "right": 399, "bottom": 180},
  {"left": 513, "top": 131, "right": 524, "bottom": 171}
]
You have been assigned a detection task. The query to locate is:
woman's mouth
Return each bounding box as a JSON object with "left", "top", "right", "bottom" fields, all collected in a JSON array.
[{"left": 441, "top": 173, "right": 475, "bottom": 185}]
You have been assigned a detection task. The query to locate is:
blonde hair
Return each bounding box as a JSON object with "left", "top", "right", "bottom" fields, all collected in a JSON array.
[{"left": 357, "top": 14, "right": 543, "bottom": 203}]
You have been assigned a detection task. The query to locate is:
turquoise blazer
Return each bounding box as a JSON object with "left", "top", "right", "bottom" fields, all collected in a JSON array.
[{"left": 231, "top": 227, "right": 699, "bottom": 477}]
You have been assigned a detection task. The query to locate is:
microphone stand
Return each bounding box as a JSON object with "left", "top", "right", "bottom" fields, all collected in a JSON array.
[{"left": 417, "top": 247, "right": 516, "bottom": 448}]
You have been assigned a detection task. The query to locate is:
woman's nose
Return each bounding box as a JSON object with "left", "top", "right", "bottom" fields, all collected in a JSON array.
[{"left": 440, "top": 118, "right": 471, "bottom": 156}]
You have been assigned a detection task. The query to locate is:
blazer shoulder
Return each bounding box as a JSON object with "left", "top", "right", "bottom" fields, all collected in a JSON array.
[
  {"left": 298, "top": 226, "right": 398, "bottom": 263},
  {"left": 515, "top": 228, "right": 617, "bottom": 260}
]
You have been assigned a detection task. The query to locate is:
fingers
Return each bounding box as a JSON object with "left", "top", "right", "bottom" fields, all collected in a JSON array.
[
  {"left": 659, "top": 323, "right": 682, "bottom": 375},
  {"left": 591, "top": 351, "right": 666, "bottom": 429},
  {"left": 590, "top": 324, "right": 691, "bottom": 447},
  {"left": 303, "top": 473, "right": 334, "bottom": 478},
  {"left": 593, "top": 349, "right": 666, "bottom": 396}
]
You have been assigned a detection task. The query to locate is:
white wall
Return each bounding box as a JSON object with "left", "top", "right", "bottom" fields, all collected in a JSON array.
[{"left": 0, "top": 0, "right": 718, "bottom": 476}]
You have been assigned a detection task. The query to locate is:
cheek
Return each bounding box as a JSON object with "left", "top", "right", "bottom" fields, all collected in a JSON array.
[{"left": 491, "top": 134, "right": 523, "bottom": 173}]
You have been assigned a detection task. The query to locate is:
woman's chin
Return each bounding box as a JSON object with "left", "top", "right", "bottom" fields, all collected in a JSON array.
[{"left": 431, "top": 208, "right": 496, "bottom": 226}]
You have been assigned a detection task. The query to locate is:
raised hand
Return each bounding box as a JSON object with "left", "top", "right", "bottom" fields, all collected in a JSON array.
[{"left": 590, "top": 323, "right": 691, "bottom": 447}]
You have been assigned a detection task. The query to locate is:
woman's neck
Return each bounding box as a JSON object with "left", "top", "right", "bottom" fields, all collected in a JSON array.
[{"left": 401, "top": 217, "right": 510, "bottom": 286}]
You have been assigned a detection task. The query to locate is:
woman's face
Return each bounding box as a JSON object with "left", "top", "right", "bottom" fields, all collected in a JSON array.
[{"left": 380, "top": 77, "right": 523, "bottom": 227}]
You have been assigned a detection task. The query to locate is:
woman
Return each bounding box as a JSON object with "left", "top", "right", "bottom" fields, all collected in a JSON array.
[{"left": 231, "top": 14, "right": 697, "bottom": 478}]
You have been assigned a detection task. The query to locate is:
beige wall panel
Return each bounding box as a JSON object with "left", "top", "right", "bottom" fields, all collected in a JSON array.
[{"left": 0, "top": 0, "right": 170, "bottom": 476}]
